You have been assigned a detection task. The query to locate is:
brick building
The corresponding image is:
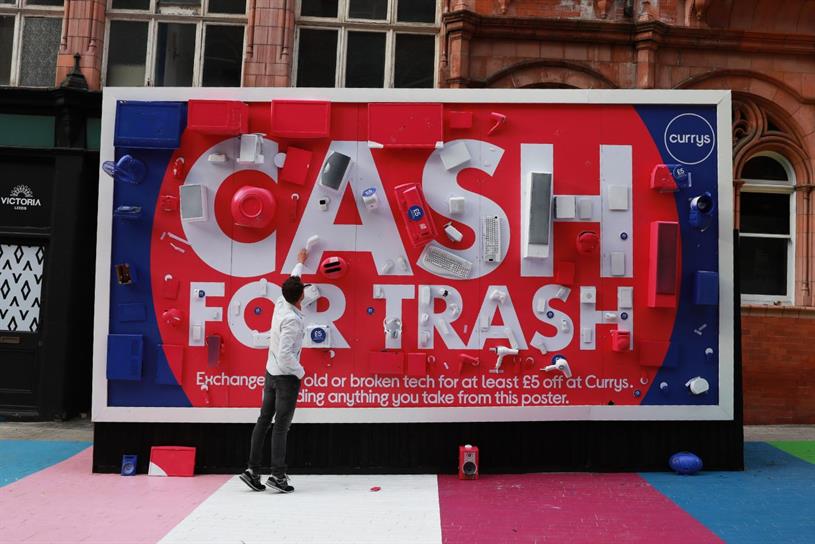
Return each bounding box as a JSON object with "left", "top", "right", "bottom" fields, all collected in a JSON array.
[{"left": 0, "top": 0, "right": 813, "bottom": 423}]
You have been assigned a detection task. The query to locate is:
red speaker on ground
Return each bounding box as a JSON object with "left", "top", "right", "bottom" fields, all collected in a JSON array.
[{"left": 459, "top": 444, "right": 479, "bottom": 480}]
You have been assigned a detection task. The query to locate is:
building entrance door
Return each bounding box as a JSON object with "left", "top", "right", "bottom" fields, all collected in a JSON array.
[{"left": 0, "top": 239, "right": 46, "bottom": 415}]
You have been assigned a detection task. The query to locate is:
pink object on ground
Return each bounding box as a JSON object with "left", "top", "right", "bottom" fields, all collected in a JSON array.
[
  {"left": 0, "top": 447, "right": 230, "bottom": 543},
  {"left": 437, "top": 473, "right": 722, "bottom": 544},
  {"left": 370, "top": 486, "right": 381, "bottom": 492}
]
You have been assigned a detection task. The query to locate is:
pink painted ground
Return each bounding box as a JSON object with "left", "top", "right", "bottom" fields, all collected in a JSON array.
[
  {"left": 437, "top": 473, "right": 723, "bottom": 544},
  {"left": 0, "top": 447, "right": 231, "bottom": 543}
]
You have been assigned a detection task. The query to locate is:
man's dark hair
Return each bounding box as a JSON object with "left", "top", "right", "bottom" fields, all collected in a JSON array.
[{"left": 282, "top": 276, "right": 305, "bottom": 304}]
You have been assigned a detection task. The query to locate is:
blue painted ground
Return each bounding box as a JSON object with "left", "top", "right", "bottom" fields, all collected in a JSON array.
[
  {"left": 0, "top": 440, "right": 91, "bottom": 487},
  {"left": 641, "top": 442, "right": 815, "bottom": 544}
]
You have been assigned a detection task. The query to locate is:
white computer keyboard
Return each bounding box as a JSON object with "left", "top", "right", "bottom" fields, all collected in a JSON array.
[
  {"left": 420, "top": 245, "right": 473, "bottom": 279},
  {"left": 482, "top": 215, "right": 501, "bottom": 262}
]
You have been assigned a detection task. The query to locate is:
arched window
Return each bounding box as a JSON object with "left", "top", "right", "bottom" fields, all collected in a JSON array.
[{"left": 738, "top": 152, "right": 795, "bottom": 302}]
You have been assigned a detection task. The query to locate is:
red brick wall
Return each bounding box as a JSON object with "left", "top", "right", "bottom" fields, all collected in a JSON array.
[
  {"left": 243, "top": 0, "right": 295, "bottom": 87},
  {"left": 741, "top": 307, "right": 815, "bottom": 423},
  {"left": 56, "top": 0, "right": 106, "bottom": 89}
]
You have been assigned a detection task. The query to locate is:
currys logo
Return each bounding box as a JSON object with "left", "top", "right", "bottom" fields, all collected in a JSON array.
[{"left": 664, "top": 113, "right": 716, "bottom": 165}]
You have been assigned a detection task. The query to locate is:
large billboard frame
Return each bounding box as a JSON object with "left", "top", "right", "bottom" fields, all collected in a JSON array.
[{"left": 92, "top": 87, "right": 734, "bottom": 424}]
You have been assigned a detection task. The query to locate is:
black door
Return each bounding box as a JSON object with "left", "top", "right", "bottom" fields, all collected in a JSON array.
[{"left": 0, "top": 238, "right": 46, "bottom": 416}]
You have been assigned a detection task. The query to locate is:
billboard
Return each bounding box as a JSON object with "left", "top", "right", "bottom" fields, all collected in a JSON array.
[{"left": 92, "top": 88, "right": 733, "bottom": 423}]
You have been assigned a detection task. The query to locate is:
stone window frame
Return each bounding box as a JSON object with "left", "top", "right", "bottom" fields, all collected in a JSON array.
[
  {"left": 738, "top": 152, "right": 797, "bottom": 305},
  {"left": 0, "top": 0, "right": 64, "bottom": 87},
  {"left": 293, "top": 0, "right": 440, "bottom": 88},
  {"left": 102, "top": 0, "right": 248, "bottom": 87}
]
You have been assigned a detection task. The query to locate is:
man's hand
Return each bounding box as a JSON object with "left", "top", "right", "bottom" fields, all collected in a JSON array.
[{"left": 297, "top": 248, "right": 308, "bottom": 264}]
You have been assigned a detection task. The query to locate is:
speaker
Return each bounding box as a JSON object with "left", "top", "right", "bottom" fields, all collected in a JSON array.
[
  {"left": 121, "top": 454, "right": 138, "bottom": 476},
  {"left": 458, "top": 445, "right": 479, "bottom": 480}
]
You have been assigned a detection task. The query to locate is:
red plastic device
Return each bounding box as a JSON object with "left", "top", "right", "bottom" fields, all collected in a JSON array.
[
  {"left": 230, "top": 186, "right": 276, "bottom": 229},
  {"left": 648, "top": 221, "right": 680, "bottom": 308},
  {"left": 458, "top": 445, "right": 479, "bottom": 480},
  {"left": 159, "top": 195, "right": 178, "bottom": 212},
  {"left": 610, "top": 329, "right": 631, "bottom": 352},
  {"left": 650, "top": 164, "right": 678, "bottom": 192},
  {"left": 161, "top": 308, "right": 183, "bottom": 327},
  {"left": 319, "top": 256, "right": 349, "bottom": 280},
  {"left": 270, "top": 100, "right": 331, "bottom": 138},
  {"left": 279, "top": 147, "right": 313, "bottom": 186},
  {"left": 161, "top": 275, "right": 179, "bottom": 299},
  {"left": 148, "top": 446, "right": 196, "bottom": 477},
  {"left": 187, "top": 100, "right": 248, "bottom": 135},
  {"left": 368, "top": 103, "right": 443, "bottom": 148},
  {"left": 576, "top": 231, "right": 600, "bottom": 254},
  {"left": 393, "top": 183, "right": 437, "bottom": 247},
  {"left": 447, "top": 111, "right": 473, "bottom": 129},
  {"left": 369, "top": 351, "right": 405, "bottom": 376}
]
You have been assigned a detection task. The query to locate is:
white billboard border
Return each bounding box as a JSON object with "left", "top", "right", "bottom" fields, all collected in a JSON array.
[{"left": 92, "top": 88, "right": 734, "bottom": 424}]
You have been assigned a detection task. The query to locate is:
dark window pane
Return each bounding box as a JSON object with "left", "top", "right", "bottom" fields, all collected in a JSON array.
[
  {"left": 155, "top": 23, "right": 195, "bottom": 86},
  {"left": 739, "top": 236, "right": 788, "bottom": 296},
  {"left": 20, "top": 17, "right": 61, "bottom": 87},
  {"left": 740, "top": 193, "right": 790, "bottom": 235},
  {"left": 209, "top": 0, "right": 245, "bottom": 14},
  {"left": 742, "top": 155, "right": 789, "bottom": 181},
  {"left": 106, "top": 20, "right": 148, "bottom": 86},
  {"left": 395, "top": 34, "right": 434, "bottom": 88},
  {"left": 0, "top": 17, "right": 13, "bottom": 86},
  {"left": 296, "top": 28, "right": 337, "bottom": 87},
  {"left": 26, "top": 0, "right": 64, "bottom": 5},
  {"left": 345, "top": 31, "right": 385, "bottom": 88},
  {"left": 349, "top": 0, "right": 387, "bottom": 19},
  {"left": 397, "top": 0, "right": 436, "bottom": 22},
  {"left": 111, "top": 0, "right": 149, "bottom": 9},
  {"left": 203, "top": 25, "right": 244, "bottom": 86},
  {"left": 301, "top": 0, "right": 338, "bottom": 17}
]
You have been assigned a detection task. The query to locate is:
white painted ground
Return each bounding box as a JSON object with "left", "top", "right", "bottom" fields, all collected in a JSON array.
[{"left": 158, "top": 474, "right": 443, "bottom": 544}]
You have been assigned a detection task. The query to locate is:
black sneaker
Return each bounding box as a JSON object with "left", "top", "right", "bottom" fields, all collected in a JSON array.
[
  {"left": 266, "top": 474, "right": 294, "bottom": 493},
  {"left": 239, "top": 469, "right": 265, "bottom": 491}
]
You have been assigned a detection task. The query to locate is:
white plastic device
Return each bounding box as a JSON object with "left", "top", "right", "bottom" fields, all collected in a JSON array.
[
  {"left": 448, "top": 196, "right": 465, "bottom": 215},
  {"left": 685, "top": 377, "right": 710, "bottom": 395},
  {"left": 306, "top": 235, "right": 320, "bottom": 251},
  {"left": 481, "top": 215, "right": 501, "bottom": 263},
  {"left": 555, "top": 196, "right": 576, "bottom": 219},
  {"left": 607, "top": 185, "right": 629, "bottom": 211},
  {"left": 180, "top": 184, "right": 208, "bottom": 222},
  {"left": 420, "top": 245, "right": 473, "bottom": 279},
  {"left": 238, "top": 133, "right": 264, "bottom": 164},
  {"left": 440, "top": 141, "right": 471, "bottom": 170},
  {"left": 544, "top": 356, "right": 572, "bottom": 378},
  {"left": 444, "top": 223, "right": 464, "bottom": 242},
  {"left": 304, "top": 324, "right": 331, "bottom": 348},
  {"left": 489, "top": 345, "right": 519, "bottom": 373},
  {"left": 489, "top": 288, "right": 507, "bottom": 305},
  {"left": 361, "top": 187, "right": 379, "bottom": 210},
  {"left": 302, "top": 284, "right": 320, "bottom": 308},
  {"left": 523, "top": 172, "right": 553, "bottom": 259}
]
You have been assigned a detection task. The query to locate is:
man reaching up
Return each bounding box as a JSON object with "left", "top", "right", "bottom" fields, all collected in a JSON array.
[{"left": 240, "top": 248, "right": 308, "bottom": 493}]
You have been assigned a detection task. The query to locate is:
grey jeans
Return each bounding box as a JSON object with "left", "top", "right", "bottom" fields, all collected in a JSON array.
[{"left": 248, "top": 372, "right": 301, "bottom": 476}]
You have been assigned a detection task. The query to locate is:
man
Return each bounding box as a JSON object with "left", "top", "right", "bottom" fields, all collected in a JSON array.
[{"left": 240, "top": 248, "right": 308, "bottom": 493}]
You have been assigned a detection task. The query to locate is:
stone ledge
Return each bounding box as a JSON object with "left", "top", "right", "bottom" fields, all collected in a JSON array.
[{"left": 741, "top": 304, "right": 815, "bottom": 318}]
